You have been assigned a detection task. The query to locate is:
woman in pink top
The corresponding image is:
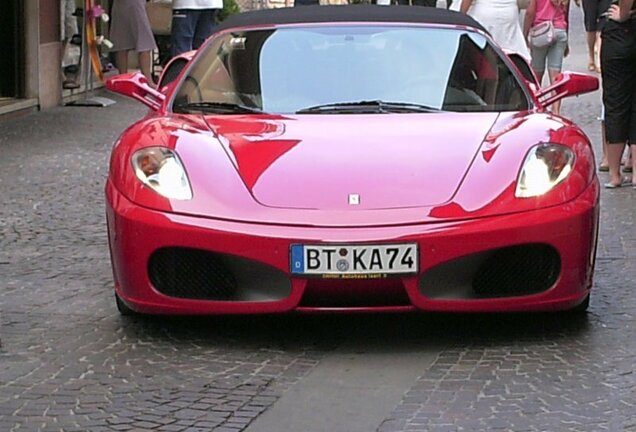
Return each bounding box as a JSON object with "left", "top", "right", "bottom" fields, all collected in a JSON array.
[{"left": 524, "top": 0, "right": 570, "bottom": 115}]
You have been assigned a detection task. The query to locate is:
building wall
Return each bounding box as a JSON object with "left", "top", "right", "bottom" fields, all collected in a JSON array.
[
  {"left": 38, "top": 0, "right": 62, "bottom": 109},
  {"left": 6, "top": 0, "right": 352, "bottom": 115}
]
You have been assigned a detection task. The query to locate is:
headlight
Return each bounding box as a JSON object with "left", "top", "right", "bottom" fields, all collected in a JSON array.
[
  {"left": 132, "top": 147, "right": 192, "bottom": 200},
  {"left": 515, "top": 143, "right": 574, "bottom": 198}
]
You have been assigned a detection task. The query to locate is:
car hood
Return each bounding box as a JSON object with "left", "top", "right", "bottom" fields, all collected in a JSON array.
[{"left": 204, "top": 113, "right": 499, "bottom": 210}]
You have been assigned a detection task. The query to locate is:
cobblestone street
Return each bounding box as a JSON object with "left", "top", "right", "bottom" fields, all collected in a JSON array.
[{"left": 1, "top": 6, "right": 635, "bottom": 432}]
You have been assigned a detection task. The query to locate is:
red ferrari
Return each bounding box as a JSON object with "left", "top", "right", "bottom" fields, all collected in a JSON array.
[{"left": 106, "top": 5, "right": 600, "bottom": 315}]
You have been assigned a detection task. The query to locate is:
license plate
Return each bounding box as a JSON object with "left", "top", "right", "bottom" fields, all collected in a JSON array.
[{"left": 290, "top": 243, "right": 418, "bottom": 277}]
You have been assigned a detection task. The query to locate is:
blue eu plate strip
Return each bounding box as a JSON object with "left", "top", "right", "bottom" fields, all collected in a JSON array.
[{"left": 290, "top": 245, "right": 304, "bottom": 274}]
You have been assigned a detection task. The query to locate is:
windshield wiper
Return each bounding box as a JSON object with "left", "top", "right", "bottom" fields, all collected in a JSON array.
[
  {"left": 296, "top": 100, "right": 443, "bottom": 114},
  {"left": 174, "top": 101, "right": 264, "bottom": 114}
]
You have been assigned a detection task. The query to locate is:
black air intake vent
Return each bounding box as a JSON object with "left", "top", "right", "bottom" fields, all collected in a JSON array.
[
  {"left": 149, "top": 248, "right": 237, "bottom": 300},
  {"left": 148, "top": 247, "right": 292, "bottom": 302},
  {"left": 472, "top": 244, "right": 560, "bottom": 297},
  {"left": 419, "top": 244, "right": 561, "bottom": 300}
]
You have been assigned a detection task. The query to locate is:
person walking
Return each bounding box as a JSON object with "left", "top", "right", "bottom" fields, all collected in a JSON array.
[
  {"left": 109, "top": 0, "right": 157, "bottom": 85},
  {"left": 171, "top": 0, "right": 224, "bottom": 57},
  {"left": 600, "top": 0, "right": 636, "bottom": 187},
  {"left": 523, "top": 0, "right": 570, "bottom": 115},
  {"left": 460, "top": 0, "right": 531, "bottom": 60}
]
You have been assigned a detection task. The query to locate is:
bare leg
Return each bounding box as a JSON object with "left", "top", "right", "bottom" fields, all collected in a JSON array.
[
  {"left": 607, "top": 142, "right": 627, "bottom": 186},
  {"left": 600, "top": 120, "right": 608, "bottom": 169},
  {"left": 624, "top": 146, "right": 633, "bottom": 176},
  {"left": 115, "top": 50, "right": 129, "bottom": 74},
  {"left": 630, "top": 146, "right": 635, "bottom": 183},
  {"left": 586, "top": 31, "right": 596, "bottom": 70},
  {"left": 547, "top": 69, "right": 562, "bottom": 115},
  {"left": 594, "top": 32, "right": 601, "bottom": 71},
  {"left": 138, "top": 51, "right": 155, "bottom": 86}
]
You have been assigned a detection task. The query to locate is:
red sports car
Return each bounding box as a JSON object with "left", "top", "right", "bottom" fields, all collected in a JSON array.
[{"left": 106, "top": 5, "right": 600, "bottom": 315}]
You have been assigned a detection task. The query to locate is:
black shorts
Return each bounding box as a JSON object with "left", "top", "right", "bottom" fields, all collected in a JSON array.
[
  {"left": 601, "top": 20, "right": 636, "bottom": 144},
  {"left": 582, "top": 0, "right": 612, "bottom": 32}
]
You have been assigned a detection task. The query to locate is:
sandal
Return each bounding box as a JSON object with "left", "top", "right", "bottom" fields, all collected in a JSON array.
[
  {"left": 588, "top": 62, "right": 596, "bottom": 71},
  {"left": 598, "top": 165, "right": 609, "bottom": 172},
  {"left": 604, "top": 178, "right": 632, "bottom": 188}
]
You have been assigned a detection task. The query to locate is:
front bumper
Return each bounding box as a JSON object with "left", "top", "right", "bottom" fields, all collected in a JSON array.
[{"left": 106, "top": 180, "right": 599, "bottom": 314}]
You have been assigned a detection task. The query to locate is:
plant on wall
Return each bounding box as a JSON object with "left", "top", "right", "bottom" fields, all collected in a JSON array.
[{"left": 218, "top": 0, "right": 241, "bottom": 22}]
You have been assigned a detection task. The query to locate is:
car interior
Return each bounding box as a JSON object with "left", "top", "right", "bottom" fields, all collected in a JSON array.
[{"left": 173, "top": 26, "right": 530, "bottom": 114}]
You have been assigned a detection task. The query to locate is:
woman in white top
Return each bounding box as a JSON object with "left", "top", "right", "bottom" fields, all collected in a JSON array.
[{"left": 460, "top": 0, "right": 531, "bottom": 60}]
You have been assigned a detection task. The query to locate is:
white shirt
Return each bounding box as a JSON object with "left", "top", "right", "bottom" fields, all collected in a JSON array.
[{"left": 173, "top": 0, "right": 223, "bottom": 9}]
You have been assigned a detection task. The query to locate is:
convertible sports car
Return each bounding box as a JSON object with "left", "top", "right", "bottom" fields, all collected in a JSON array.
[{"left": 106, "top": 5, "right": 600, "bottom": 315}]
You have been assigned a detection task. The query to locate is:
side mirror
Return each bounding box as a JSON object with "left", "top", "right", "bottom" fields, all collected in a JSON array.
[
  {"left": 106, "top": 72, "right": 166, "bottom": 111},
  {"left": 157, "top": 51, "right": 195, "bottom": 89},
  {"left": 535, "top": 72, "right": 599, "bottom": 108},
  {"left": 506, "top": 52, "right": 539, "bottom": 85},
  {"left": 157, "top": 57, "right": 189, "bottom": 90}
]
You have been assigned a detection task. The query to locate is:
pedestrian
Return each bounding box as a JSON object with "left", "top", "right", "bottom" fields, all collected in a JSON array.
[
  {"left": 109, "top": 0, "right": 157, "bottom": 85},
  {"left": 171, "top": 0, "right": 224, "bottom": 57},
  {"left": 576, "top": 0, "right": 612, "bottom": 72},
  {"left": 600, "top": 0, "right": 636, "bottom": 187},
  {"left": 460, "top": 0, "right": 531, "bottom": 61},
  {"left": 523, "top": 0, "right": 570, "bottom": 115},
  {"left": 580, "top": 0, "right": 613, "bottom": 170}
]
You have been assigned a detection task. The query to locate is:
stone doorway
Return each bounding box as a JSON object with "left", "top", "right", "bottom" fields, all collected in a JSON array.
[{"left": 0, "top": 0, "right": 25, "bottom": 100}]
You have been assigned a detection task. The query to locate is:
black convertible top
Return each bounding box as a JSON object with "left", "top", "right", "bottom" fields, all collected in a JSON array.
[{"left": 214, "top": 5, "right": 487, "bottom": 34}]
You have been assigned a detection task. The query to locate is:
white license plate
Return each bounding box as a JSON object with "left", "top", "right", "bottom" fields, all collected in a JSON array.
[{"left": 290, "top": 243, "right": 418, "bottom": 277}]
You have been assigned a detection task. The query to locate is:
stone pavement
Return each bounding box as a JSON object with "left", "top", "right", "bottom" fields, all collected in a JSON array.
[{"left": 1, "top": 5, "right": 635, "bottom": 432}]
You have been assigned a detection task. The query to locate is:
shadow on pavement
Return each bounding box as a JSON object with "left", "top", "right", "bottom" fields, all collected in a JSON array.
[{"left": 115, "top": 311, "right": 592, "bottom": 352}]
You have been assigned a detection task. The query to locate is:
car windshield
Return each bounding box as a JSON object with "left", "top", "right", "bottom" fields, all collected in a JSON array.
[{"left": 172, "top": 25, "right": 530, "bottom": 115}]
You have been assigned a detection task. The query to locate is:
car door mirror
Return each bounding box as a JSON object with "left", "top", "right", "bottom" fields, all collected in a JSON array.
[
  {"left": 106, "top": 72, "right": 166, "bottom": 111},
  {"left": 535, "top": 72, "right": 599, "bottom": 108},
  {"left": 506, "top": 52, "right": 539, "bottom": 85},
  {"left": 158, "top": 57, "right": 190, "bottom": 89}
]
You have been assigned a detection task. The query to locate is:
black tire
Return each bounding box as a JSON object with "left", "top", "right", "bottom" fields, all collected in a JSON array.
[
  {"left": 115, "top": 293, "right": 136, "bottom": 316},
  {"left": 569, "top": 294, "right": 590, "bottom": 313}
]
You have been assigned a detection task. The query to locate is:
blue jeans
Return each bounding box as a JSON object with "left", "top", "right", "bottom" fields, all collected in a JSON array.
[{"left": 171, "top": 9, "right": 219, "bottom": 57}]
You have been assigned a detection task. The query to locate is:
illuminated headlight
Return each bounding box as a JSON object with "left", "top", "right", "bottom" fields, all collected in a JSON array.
[
  {"left": 515, "top": 143, "right": 574, "bottom": 198},
  {"left": 132, "top": 147, "right": 192, "bottom": 200}
]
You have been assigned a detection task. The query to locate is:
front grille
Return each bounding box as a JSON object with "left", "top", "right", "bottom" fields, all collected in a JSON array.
[
  {"left": 149, "top": 248, "right": 237, "bottom": 300},
  {"left": 419, "top": 244, "right": 561, "bottom": 299},
  {"left": 300, "top": 278, "right": 410, "bottom": 308},
  {"left": 148, "top": 247, "right": 292, "bottom": 301}
]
